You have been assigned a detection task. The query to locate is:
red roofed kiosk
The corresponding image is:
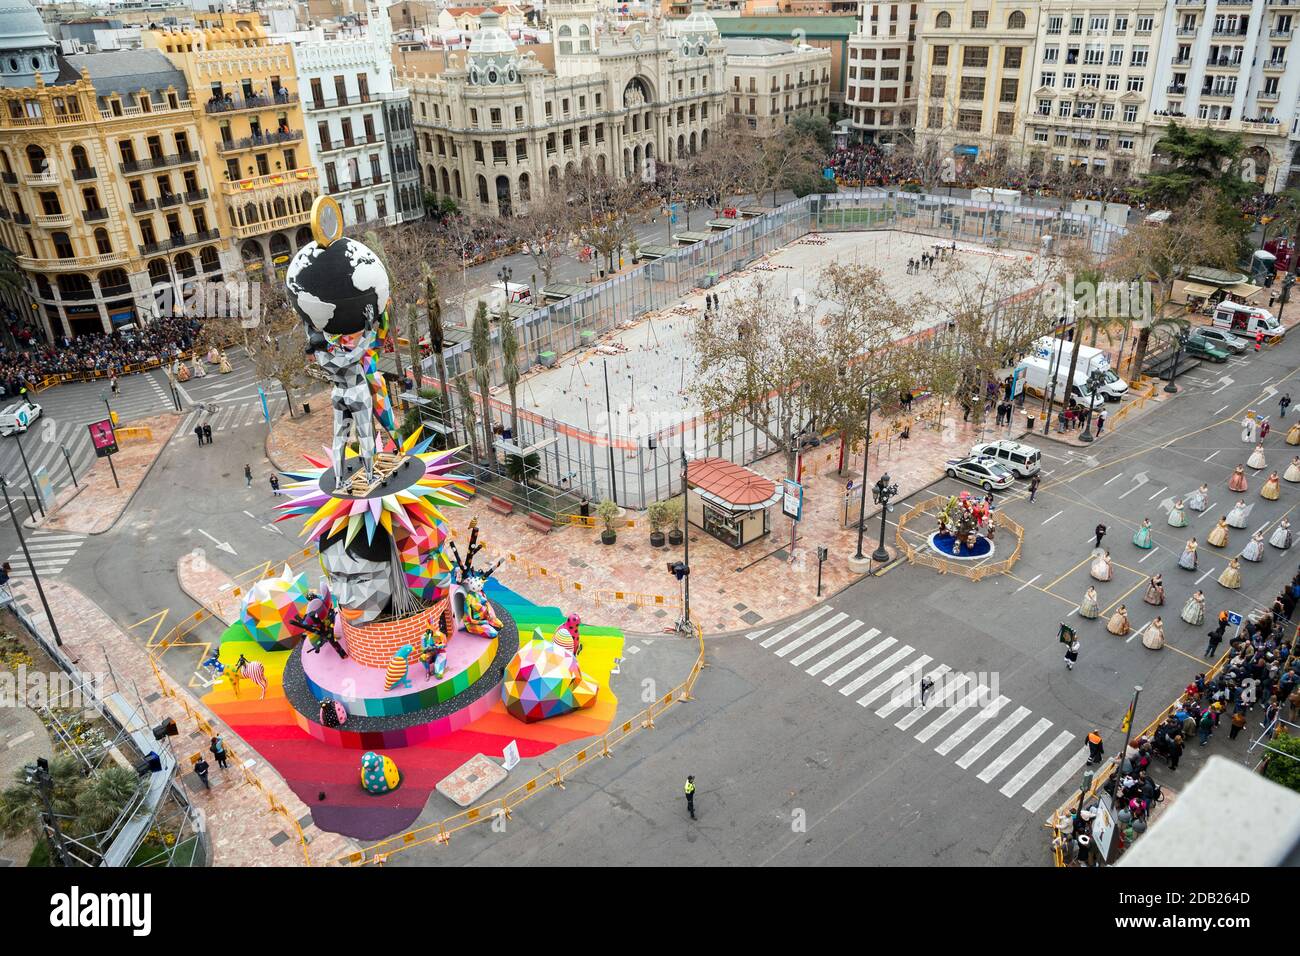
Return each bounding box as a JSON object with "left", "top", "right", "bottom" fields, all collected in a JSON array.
[{"left": 684, "top": 457, "right": 782, "bottom": 549}]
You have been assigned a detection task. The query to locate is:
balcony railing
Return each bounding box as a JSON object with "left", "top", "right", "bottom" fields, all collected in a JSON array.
[
  {"left": 216, "top": 129, "right": 303, "bottom": 154},
  {"left": 139, "top": 228, "right": 221, "bottom": 256},
  {"left": 34, "top": 212, "right": 72, "bottom": 228},
  {"left": 230, "top": 208, "right": 311, "bottom": 240},
  {"left": 17, "top": 251, "right": 126, "bottom": 272},
  {"left": 129, "top": 199, "right": 156, "bottom": 214},
  {"left": 83, "top": 208, "right": 109, "bottom": 222},
  {"left": 24, "top": 171, "right": 58, "bottom": 187},
  {"left": 1168, "top": 83, "right": 1188, "bottom": 93},
  {"left": 72, "top": 166, "right": 97, "bottom": 181},
  {"left": 1271, "top": 27, "right": 1294, "bottom": 37},
  {"left": 1264, "top": 58, "right": 1288, "bottom": 70},
  {"left": 325, "top": 174, "right": 390, "bottom": 195},
  {"left": 220, "top": 168, "right": 318, "bottom": 195},
  {"left": 307, "top": 93, "right": 372, "bottom": 111},
  {"left": 120, "top": 151, "right": 200, "bottom": 174},
  {"left": 159, "top": 192, "right": 184, "bottom": 208},
  {"left": 205, "top": 91, "right": 298, "bottom": 114},
  {"left": 184, "top": 188, "right": 209, "bottom": 203}
]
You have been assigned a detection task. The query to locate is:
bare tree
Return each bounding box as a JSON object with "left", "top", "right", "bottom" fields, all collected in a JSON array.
[
  {"left": 571, "top": 171, "right": 642, "bottom": 275},
  {"left": 506, "top": 188, "right": 572, "bottom": 291},
  {"left": 758, "top": 126, "right": 825, "bottom": 205}
]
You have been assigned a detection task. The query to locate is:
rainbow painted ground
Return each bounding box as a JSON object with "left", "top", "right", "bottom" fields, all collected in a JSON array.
[{"left": 202, "top": 579, "right": 624, "bottom": 841}]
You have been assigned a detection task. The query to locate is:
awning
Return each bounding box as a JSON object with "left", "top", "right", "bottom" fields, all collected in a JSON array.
[
  {"left": 1227, "top": 282, "right": 1265, "bottom": 302},
  {"left": 686, "top": 458, "right": 781, "bottom": 513},
  {"left": 1181, "top": 281, "right": 1218, "bottom": 299}
]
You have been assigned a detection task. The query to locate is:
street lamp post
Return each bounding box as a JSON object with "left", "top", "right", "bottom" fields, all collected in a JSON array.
[
  {"left": 59, "top": 445, "right": 77, "bottom": 488},
  {"left": 1042, "top": 314, "right": 1069, "bottom": 435},
  {"left": 1079, "top": 370, "right": 1106, "bottom": 442},
  {"left": 1164, "top": 328, "right": 1189, "bottom": 394},
  {"left": 853, "top": 380, "right": 876, "bottom": 561},
  {"left": 0, "top": 475, "right": 62, "bottom": 647},
  {"left": 14, "top": 430, "right": 44, "bottom": 517},
  {"left": 870, "top": 473, "right": 899, "bottom": 564},
  {"left": 678, "top": 448, "right": 691, "bottom": 634}
]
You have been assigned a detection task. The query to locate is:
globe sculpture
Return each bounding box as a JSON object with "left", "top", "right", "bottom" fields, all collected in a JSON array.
[
  {"left": 501, "top": 627, "right": 599, "bottom": 722},
  {"left": 238, "top": 565, "right": 314, "bottom": 651},
  {"left": 285, "top": 236, "right": 391, "bottom": 339}
]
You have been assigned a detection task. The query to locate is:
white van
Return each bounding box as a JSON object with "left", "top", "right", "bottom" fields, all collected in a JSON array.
[
  {"left": 1031, "top": 338, "right": 1129, "bottom": 400},
  {"left": 0, "top": 400, "right": 42, "bottom": 437},
  {"left": 1213, "top": 300, "right": 1285, "bottom": 339},
  {"left": 1020, "top": 354, "right": 1097, "bottom": 405},
  {"left": 492, "top": 281, "right": 532, "bottom": 305}
]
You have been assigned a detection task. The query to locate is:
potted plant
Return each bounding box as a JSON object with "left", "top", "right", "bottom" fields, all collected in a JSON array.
[
  {"left": 646, "top": 500, "right": 670, "bottom": 548},
  {"left": 665, "top": 496, "right": 684, "bottom": 546},
  {"left": 597, "top": 498, "right": 620, "bottom": 545}
]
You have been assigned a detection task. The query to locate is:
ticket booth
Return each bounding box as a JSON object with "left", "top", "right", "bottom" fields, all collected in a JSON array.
[{"left": 684, "top": 457, "right": 780, "bottom": 549}]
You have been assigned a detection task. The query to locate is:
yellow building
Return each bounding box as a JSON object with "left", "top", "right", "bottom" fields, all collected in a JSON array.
[
  {"left": 142, "top": 13, "right": 317, "bottom": 280},
  {"left": 0, "top": 1, "right": 233, "bottom": 339}
]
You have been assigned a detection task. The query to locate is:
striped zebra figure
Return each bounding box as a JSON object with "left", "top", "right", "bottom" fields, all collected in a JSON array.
[{"left": 233, "top": 654, "right": 268, "bottom": 699}]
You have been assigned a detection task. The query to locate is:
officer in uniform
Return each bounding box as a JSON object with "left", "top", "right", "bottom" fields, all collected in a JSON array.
[{"left": 684, "top": 775, "right": 696, "bottom": 820}]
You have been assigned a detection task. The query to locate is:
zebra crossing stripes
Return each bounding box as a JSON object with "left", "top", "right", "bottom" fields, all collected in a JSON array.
[
  {"left": 6, "top": 531, "right": 86, "bottom": 578},
  {"left": 742, "top": 606, "right": 1088, "bottom": 815}
]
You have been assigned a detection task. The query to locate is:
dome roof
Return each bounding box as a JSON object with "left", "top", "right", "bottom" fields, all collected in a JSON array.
[
  {"left": 676, "top": 0, "right": 718, "bottom": 37},
  {"left": 468, "top": 10, "right": 516, "bottom": 56},
  {"left": 0, "top": 0, "right": 56, "bottom": 53}
]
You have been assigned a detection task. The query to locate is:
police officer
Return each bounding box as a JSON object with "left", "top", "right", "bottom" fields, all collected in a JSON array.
[{"left": 684, "top": 775, "right": 696, "bottom": 820}]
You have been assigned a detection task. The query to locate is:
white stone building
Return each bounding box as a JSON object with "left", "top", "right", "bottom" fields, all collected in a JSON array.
[
  {"left": 845, "top": 1, "right": 919, "bottom": 143},
  {"left": 406, "top": 0, "right": 726, "bottom": 217},
  {"left": 723, "top": 37, "right": 832, "bottom": 137}
]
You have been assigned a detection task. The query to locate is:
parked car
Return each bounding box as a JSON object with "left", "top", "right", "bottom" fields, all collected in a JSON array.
[
  {"left": 1184, "top": 332, "right": 1230, "bottom": 363},
  {"left": 1194, "top": 327, "right": 1248, "bottom": 354},
  {"left": 944, "top": 455, "right": 1017, "bottom": 491},
  {"left": 0, "top": 400, "right": 41, "bottom": 436},
  {"left": 969, "top": 440, "right": 1042, "bottom": 477}
]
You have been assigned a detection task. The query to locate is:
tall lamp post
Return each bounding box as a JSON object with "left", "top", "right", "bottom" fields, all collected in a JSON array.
[
  {"left": 870, "top": 473, "right": 899, "bottom": 564},
  {"left": 1042, "top": 313, "right": 1069, "bottom": 435},
  {"left": 853, "top": 380, "right": 877, "bottom": 561},
  {"left": 1163, "top": 327, "right": 1189, "bottom": 394},
  {"left": 0, "top": 475, "right": 62, "bottom": 647},
  {"left": 1078, "top": 369, "right": 1106, "bottom": 443}
]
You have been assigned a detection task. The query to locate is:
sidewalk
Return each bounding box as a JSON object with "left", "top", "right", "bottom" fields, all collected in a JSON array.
[
  {"left": 12, "top": 578, "right": 359, "bottom": 866},
  {"left": 268, "top": 395, "right": 1014, "bottom": 634}
]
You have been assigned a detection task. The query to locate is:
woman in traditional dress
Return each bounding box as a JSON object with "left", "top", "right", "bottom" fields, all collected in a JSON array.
[
  {"left": 1133, "top": 518, "right": 1154, "bottom": 549},
  {"left": 1285, "top": 457, "right": 1300, "bottom": 482},
  {"left": 219, "top": 350, "right": 233, "bottom": 374},
  {"left": 1226, "top": 500, "right": 1253, "bottom": 528},
  {"left": 1261, "top": 471, "right": 1282, "bottom": 500},
  {"left": 1207, "top": 518, "right": 1231, "bottom": 548},
  {"left": 1090, "top": 549, "right": 1113, "bottom": 582},
  {"left": 1287, "top": 419, "right": 1300, "bottom": 445},
  {"left": 1242, "top": 415, "right": 1259, "bottom": 443},
  {"left": 1181, "top": 589, "right": 1206, "bottom": 626},
  {"left": 1228, "top": 465, "right": 1249, "bottom": 492},
  {"left": 1269, "top": 516, "right": 1292, "bottom": 550},
  {"left": 1179, "top": 537, "right": 1199, "bottom": 570},
  {"left": 1141, "top": 617, "right": 1166, "bottom": 650},
  {"left": 1144, "top": 573, "right": 1165, "bottom": 606},
  {"left": 1241, "top": 529, "right": 1266, "bottom": 562},
  {"left": 1078, "top": 586, "right": 1100, "bottom": 620},
  {"left": 1167, "top": 499, "right": 1188, "bottom": 527},
  {"left": 1187, "top": 483, "right": 1209, "bottom": 512},
  {"left": 1107, "top": 604, "right": 1131, "bottom": 636},
  {"left": 1247, "top": 443, "right": 1267, "bottom": 470},
  {"left": 1218, "top": 557, "right": 1243, "bottom": 589}
]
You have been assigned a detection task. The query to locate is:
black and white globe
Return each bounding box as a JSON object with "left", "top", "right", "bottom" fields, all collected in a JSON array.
[{"left": 285, "top": 236, "right": 391, "bottom": 337}]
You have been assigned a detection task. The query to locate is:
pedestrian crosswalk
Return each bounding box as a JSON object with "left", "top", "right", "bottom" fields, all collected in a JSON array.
[
  {"left": 5, "top": 530, "right": 87, "bottom": 579},
  {"left": 169, "top": 395, "right": 286, "bottom": 446},
  {"left": 0, "top": 418, "right": 97, "bottom": 504},
  {"left": 744, "top": 606, "right": 1089, "bottom": 815}
]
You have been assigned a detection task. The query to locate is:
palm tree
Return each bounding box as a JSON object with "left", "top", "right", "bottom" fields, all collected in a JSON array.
[
  {"left": 497, "top": 302, "right": 521, "bottom": 441},
  {"left": 0, "top": 756, "right": 138, "bottom": 861},
  {"left": 471, "top": 301, "right": 494, "bottom": 464},
  {"left": 405, "top": 303, "right": 422, "bottom": 390},
  {"left": 0, "top": 246, "right": 32, "bottom": 349},
  {"left": 455, "top": 373, "right": 480, "bottom": 464},
  {"left": 424, "top": 269, "right": 452, "bottom": 438}
]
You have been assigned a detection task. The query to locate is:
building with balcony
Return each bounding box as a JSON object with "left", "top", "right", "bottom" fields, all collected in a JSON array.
[
  {"left": 723, "top": 37, "right": 832, "bottom": 136},
  {"left": 713, "top": 15, "right": 858, "bottom": 105},
  {"left": 143, "top": 12, "right": 317, "bottom": 280},
  {"left": 1023, "top": 2, "right": 1167, "bottom": 181},
  {"left": 274, "top": 1, "right": 423, "bottom": 229},
  {"left": 1150, "top": 0, "right": 1300, "bottom": 190},
  {"left": 845, "top": 2, "right": 919, "bottom": 143},
  {"left": 0, "top": 0, "right": 232, "bottom": 340},
  {"left": 405, "top": 2, "right": 725, "bottom": 218},
  {"left": 912, "top": 0, "right": 1038, "bottom": 173}
]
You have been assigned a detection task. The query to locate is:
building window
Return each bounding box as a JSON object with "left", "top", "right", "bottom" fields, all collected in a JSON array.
[
  {"left": 996, "top": 112, "right": 1014, "bottom": 134},
  {"left": 963, "top": 47, "right": 989, "bottom": 68},
  {"left": 1004, "top": 47, "right": 1022, "bottom": 69},
  {"left": 971, "top": 11, "right": 988, "bottom": 28},
  {"left": 1009, "top": 11, "right": 1026, "bottom": 29},
  {"left": 927, "top": 105, "right": 943, "bottom": 127},
  {"left": 932, "top": 45, "right": 949, "bottom": 66},
  {"left": 957, "top": 109, "right": 982, "bottom": 131},
  {"left": 1000, "top": 78, "right": 1018, "bottom": 103},
  {"left": 935, "top": 11, "right": 951, "bottom": 28}
]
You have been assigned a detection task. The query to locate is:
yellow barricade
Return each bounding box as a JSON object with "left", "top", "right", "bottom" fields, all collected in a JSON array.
[{"left": 116, "top": 426, "right": 153, "bottom": 443}]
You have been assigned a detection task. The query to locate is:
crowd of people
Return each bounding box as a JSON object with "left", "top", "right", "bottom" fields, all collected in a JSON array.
[{"left": 0, "top": 313, "right": 200, "bottom": 398}]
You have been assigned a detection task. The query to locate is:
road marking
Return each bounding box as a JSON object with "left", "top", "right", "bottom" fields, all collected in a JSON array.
[
  {"left": 788, "top": 619, "right": 862, "bottom": 666},
  {"left": 804, "top": 627, "right": 881, "bottom": 674},
  {"left": 772, "top": 611, "right": 849, "bottom": 657},
  {"left": 837, "top": 645, "right": 914, "bottom": 697},
  {"left": 935, "top": 696, "right": 1010, "bottom": 756},
  {"left": 1215, "top": 404, "right": 1231, "bottom": 415},
  {"left": 1196, "top": 568, "right": 1215, "bottom": 585},
  {"left": 1147, "top": 486, "right": 1168, "bottom": 500},
  {"left": 897, "top": 673, "right": 970, "bottom": 731},
  {"left": 820, "top": 637, "right": 895, "bottom": 685},
  {"left": 915, "top": 686, "right": 989, "bottom": 743},
  {"left": 751, "top": 604, "right": 829, "bottom": 642},
  {"left": 876, "top": 664, "right": 950, "bottom": 718},
  {"left": 1206, "top": 501, "right": 1219, "bottom": 516},
  {"left": 1015, "top": 574, "right": 1042, "bottom": 592},
  {"left": 1022, "top": 747, "right": 1091, "bottom": 812},
  {"left": 1103, "top": 474, "right": 1123, "bottom": 486},
  {"left": 858, "top": 657, "right": 933, "bottom": 710},
  {"left": 5, "top": 730, "right": 35, "bottom": 749},
  {"left": 1138, "top": 547, "right": 1159, "bottom": 563},
  {"left": 954, "top": 704, "right": 1028, "bottom": 767},
  {"left": 977, "top": 717, "right": 1053, "bottom": 783},
  {"left": 1204, "top": 450, "right": 1221, "bottom": 462},
  {"left": 1041, "top": 510, "right": 1063, "bottom": 525}
]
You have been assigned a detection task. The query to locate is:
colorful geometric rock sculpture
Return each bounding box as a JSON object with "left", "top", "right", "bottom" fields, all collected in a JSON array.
[
  {"left": 239, "top": 565, "right": 314, "bottom": 650},
  {"left": 501, "top": 628, "right": 599, "bottom": 723},
  {"left": 385, "top": 644, "right": 413, "bottom": 691},
  {"left": 397, "top": 522, "right": 453, "bottom": 602},
  {"left": 360, "top": 750, "right": 401, "bottom": 794}
]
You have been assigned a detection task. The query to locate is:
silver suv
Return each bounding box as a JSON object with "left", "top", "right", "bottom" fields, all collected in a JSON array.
[{"left": 969, "top": 440, "right": 1042, "bottom": 477}]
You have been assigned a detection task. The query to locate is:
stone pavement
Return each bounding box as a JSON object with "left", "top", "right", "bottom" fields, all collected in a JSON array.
[
  {"left": 267, "top": 392, "right": 1018, "bottom": 634},
  {"left": 12, "top": 578, "right": 358, "bottom": 866},
  {"left": 178, "top": 551, "right": 240, "bottom": 626},
  {"left": 35, "top": 412, "right": 181, "bottom": 535}
]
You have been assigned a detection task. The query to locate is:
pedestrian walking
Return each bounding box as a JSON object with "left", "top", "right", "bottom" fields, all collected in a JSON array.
[
  {"left": 1028, "top": 474, "right": 1040, "bottom": 503},
  {"left": 1229, "top": 710, "right": 1246, "bottom": 740},
  {"left": 1255, "top": 330, "right": 1264, "bottom": 352},
  {"left": 1167, "top": 734, "right": 1183, "bottom": 771},
  {"left": 244, "top": 463, "right": 253, "bottom": 487},
  {"left": 1064, "top": 638, "right": 1080, "bottom": 671},
  {"left": 269, "top": 474, "right": 280, "bottom": 493},
  {"left": 1094, "top": 523, "right": 1108, "bottom": 549},
  {"left": 194, "top": 424, "right": 204, "bottom": 446},
  {"left": 1095, "top": 410, "right": 1106, "bottom": 437},
  {"left": 1206, "top": 612, "right": 1228, "bottom": 658},
  {"left": 1197, "top": 709, "right": 1214, "bottom": 746},
  {"left": 1085, "top": 730, "right": 1104, "bottom": 765},
  {"left": 919, "top": 675, "right": 935, "bottom": 706},
  {"left": 194, "top": 757, "right": 211, "bottom": 790},
  {"left": 684, "top": 775, "right": 696, "bottom": 820},
  {"left": 1281, "top": 393, "right": 1292, "bottom": 419},
  {"left": 110, "top": 374, "right": 119, "bottom": 396},
  {"left": 210, "top": 734, "right": 229, "bottom": 769},
  {"left": 202, "top": 422, "right": 212, "bottom": 444}
]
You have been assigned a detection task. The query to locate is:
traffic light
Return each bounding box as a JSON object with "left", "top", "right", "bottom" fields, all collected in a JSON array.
[{"left": 667, "top": 561, "right": 689, "bottom": 581}]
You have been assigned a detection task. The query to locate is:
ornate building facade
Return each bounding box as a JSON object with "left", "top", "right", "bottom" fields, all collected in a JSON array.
[{"left": 406, "top": 2, "right": 726, "bottom": 217}]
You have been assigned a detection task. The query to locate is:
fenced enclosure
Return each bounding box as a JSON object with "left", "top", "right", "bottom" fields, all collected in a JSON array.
[{"left": 417, "top": 193, "right": 1126, "bottom": 512}]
